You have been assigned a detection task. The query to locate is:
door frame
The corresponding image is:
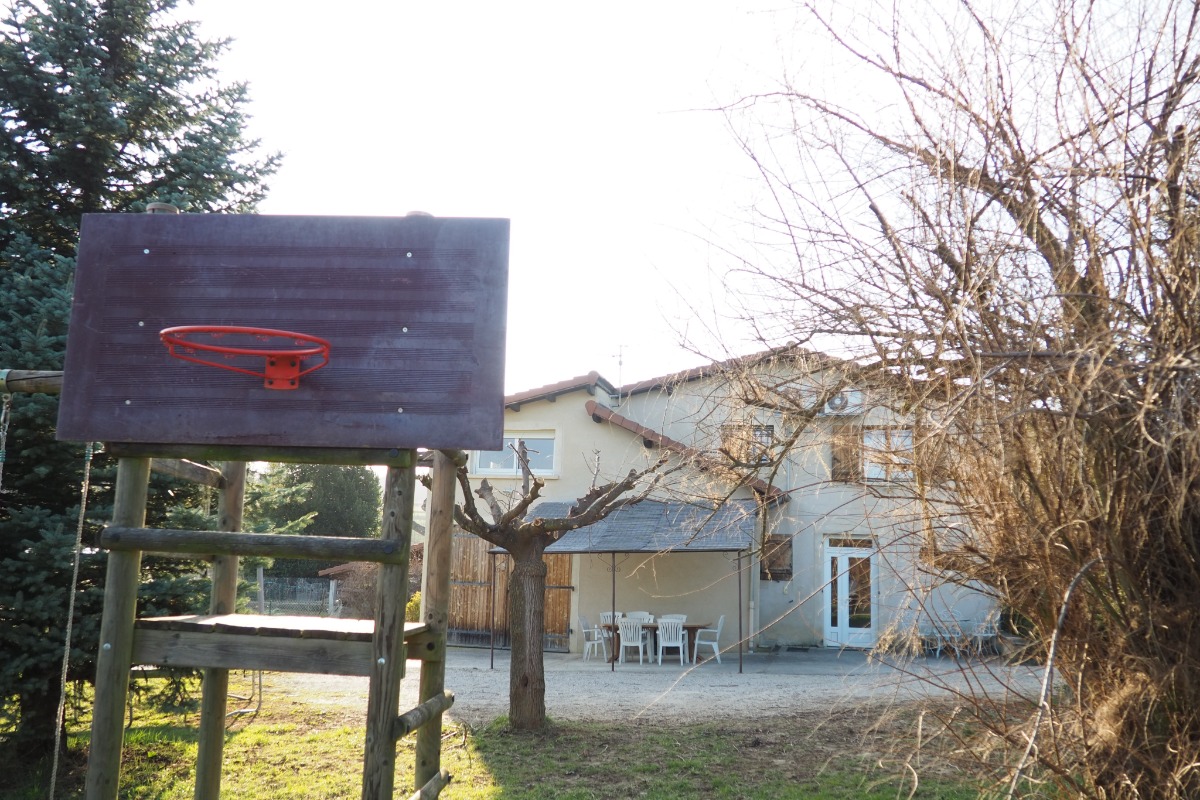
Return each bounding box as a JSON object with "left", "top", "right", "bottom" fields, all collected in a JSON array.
[{"left": 822, "top": 536, "right": 878, "bottom": 648}]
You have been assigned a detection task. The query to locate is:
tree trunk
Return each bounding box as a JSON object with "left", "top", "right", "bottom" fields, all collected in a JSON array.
[
  {"left": 505, "top": 537, "right": 548, "bottom": 730},
  {"left": 16, "top": 676, "right": 64, "bottom": 760}
]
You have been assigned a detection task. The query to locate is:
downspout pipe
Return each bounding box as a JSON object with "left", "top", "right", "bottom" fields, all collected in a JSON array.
[{"left": 749, "top": 544, "right": 761, "bottom": 651}]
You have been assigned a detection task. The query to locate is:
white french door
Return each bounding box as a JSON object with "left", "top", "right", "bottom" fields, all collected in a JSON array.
[{"left": 823, "top": 538, "right": 877, "bottom": 648}]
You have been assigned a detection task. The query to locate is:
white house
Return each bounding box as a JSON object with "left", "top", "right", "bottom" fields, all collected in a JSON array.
[{"left": 467, "top": 350, "right": 995, "bottom": 656}]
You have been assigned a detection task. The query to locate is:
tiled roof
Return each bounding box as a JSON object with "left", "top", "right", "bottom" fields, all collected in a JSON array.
[
  {"left": 615, "top": 345, "right": 846, "bottom": 398},
  {"left": 584, "top": 400, "right": 787, "bottom": 503},
  {"left": 501, "top": 346, "right": 848, "bottom": 408},
  {"left": 615, "top": 363, "right": 723, "bottom": 397},
  {"left": 531, "top": 499, "right": 757, "bottom": 553},
  {"left": 505, "top": 371, "right": 616, "bottom": 410}
]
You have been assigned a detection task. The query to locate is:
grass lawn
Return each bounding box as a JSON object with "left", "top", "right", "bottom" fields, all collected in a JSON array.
[{"left": 5, "top": 674, "right": 998, "bottom": 799}]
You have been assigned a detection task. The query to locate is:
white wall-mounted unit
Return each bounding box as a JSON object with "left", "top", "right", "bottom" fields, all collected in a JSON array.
[{"left": 821, "top": 390, "right": 864, "bottom": 416}]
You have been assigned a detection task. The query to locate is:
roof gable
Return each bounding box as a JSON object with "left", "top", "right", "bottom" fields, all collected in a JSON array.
[{"left": 505, "top": 371, "right": 616, "bottom": 410}]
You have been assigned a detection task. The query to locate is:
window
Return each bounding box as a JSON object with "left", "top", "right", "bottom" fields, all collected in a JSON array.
[
  {"left": 720, "top": 423, "right": 774, "bottom": 466},
  {"left": 475, "top": 434, "right": 556, "bottom": 476},
  {"left": 827, "top": 537, "right": 875, "bottom": 549},
  {"left": 759, "top": 533, "right": 793, "bottom": 580},
  {"left": 830, "top": 424, "right": 913, "bottom": 483},
  {"left": 830, "top": 422, "right": 861, "bottom": 482},
  {"left": 862, "top": 428, "right": 913, "bottom": 482}
]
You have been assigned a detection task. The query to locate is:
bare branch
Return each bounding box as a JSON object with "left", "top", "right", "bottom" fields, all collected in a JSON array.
[{"left": 473, "top": 478, "right": 505, "bottom": 523}]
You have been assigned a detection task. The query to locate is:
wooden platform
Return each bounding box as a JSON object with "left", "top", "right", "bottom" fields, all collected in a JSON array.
[{"left": 133, "top": 614, "right": 432, "bottom": 677}]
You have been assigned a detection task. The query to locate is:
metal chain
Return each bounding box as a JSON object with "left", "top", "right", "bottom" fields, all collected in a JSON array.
[{"left": 49, "top": 441, "right": 95, "bottom": 800}]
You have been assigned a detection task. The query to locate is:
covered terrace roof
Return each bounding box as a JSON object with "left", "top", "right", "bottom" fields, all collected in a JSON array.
[{"left": 528, "top": 499, "right": 757, "bottom": 554}]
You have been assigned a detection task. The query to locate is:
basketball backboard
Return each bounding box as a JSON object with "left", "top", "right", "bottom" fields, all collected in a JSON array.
[{"left": 57, "top": 214, "right": 509, "bottom": 454}]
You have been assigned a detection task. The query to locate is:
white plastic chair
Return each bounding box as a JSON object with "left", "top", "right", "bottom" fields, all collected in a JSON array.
[
  {"left": 968, "top": 618, "right": 999, "bottom": 657},
  {"left": 656, "top": 618, "right": 687, "bottom": 665},
  {"left": 949, "top": 618, "right": 973, "bottom": 658},
  {"left": 617, "top": 616, "right": 647, "bottom": 664},
  {"left": 623, "top": 612, "right": 654, "bottom": 649},
  {"left": 918, "top": 617, "right": 949, "bottom": 658},
  {"left": 598, "top": 611, "right": 620, "bottom": 648},
  {"left": 579, "top": 615, "right": 608, "bottom": 662},
  {"left": 919, "top": 617, "right": 967, "bottom": 658},
  {"left": 693, "top": 615, "right": 724, "bottom": 664},
  {"left": 657, "top": 615, "right": 687, "bottom": 659}
]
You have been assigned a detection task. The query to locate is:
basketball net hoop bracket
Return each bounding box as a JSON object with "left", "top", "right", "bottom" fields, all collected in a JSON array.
[{"left": 160, "top": 326, "right": 331, "bottom": 390}]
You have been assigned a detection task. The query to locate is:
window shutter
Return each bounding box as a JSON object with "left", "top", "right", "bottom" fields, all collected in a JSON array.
[
  {"left": 759, "top": 533, "right": 793, "bottom": 580},
  {"left": 830, "top": 421, "right": 862, "bottom": 482}
]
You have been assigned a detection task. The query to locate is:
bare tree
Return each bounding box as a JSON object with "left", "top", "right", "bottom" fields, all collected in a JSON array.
[
  {"left": 422, "top": 448, "right": 669, "bottom": 731},
  {"left": 718, "top": 1, "right": 1200, "bottom": 797}
]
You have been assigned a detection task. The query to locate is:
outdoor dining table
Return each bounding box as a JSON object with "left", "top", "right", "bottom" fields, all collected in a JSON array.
[{"left": 602, "top": 621, "right": 712, "bottom": 664}]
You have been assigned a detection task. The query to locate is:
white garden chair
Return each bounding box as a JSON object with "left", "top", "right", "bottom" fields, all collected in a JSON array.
[
  {"left": 968, "top": 617, "right": 999, "bottom": 657},
  {"left": 617, "top": 616, "right": 648, "bottom": 664},
  {"left": 579, "top": 615, "right": 608, "bottom": 662},
  {"left": 693, "top": 615, "right": 724, "bottom": 664},
  {"left": 656, "top": 618, "right": 687, "bottom": 665}
]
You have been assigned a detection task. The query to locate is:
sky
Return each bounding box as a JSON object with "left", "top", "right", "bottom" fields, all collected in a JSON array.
[{"left": 189, "top": 1, "right": 807, "bottom": 394}]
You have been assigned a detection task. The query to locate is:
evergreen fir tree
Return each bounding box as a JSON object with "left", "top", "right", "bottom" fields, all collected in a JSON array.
[
  {"left": 0, "top": 0, "right": 279, "bottom": 760},
  {"left": 256, "top": 464, "right": 383, "bottom": 577},
  {"left": 267, "top": 463, "right": 383, "bottom": 539}
]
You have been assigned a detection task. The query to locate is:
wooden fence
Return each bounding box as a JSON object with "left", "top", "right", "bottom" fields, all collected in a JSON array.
[{"left": 448, "top": 530, "right": 572, "bottom": 651}]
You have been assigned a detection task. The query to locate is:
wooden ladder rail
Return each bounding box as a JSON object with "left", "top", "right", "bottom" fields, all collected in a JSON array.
[
  {"left": 84, "top": 450, "right": 459, "bottom": 800},
  {"left": 414, "top": 451, "right": 458, "bottom": 788},
  {"left": 363, "top": 461, "right": 418, "bottom": 799},
  {"left": 86, "top": 457, "right": 151, "bottom": 800},
  {"left": 196, "top": 461, "right": 245, "bottom": 800}
]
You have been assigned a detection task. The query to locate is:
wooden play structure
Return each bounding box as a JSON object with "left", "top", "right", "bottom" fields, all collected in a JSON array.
[{"left": 19, "top": 211, "right": 510, "bottom": 799}]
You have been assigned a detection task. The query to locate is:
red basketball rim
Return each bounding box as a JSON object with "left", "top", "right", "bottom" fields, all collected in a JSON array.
[
  {"left": 160, "top": 325, "right": 329, "bottom": 358},
  {"left": 160, "top": 325, "right": 331, "bottom": 390}
]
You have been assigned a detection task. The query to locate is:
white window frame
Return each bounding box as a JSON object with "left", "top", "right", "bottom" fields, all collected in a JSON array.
[
  {"left": 862, "top": 427, "right": 913, "bottom": 482},
  {"left": 474, "top": 432, "right": 558, "bottom": 477}
]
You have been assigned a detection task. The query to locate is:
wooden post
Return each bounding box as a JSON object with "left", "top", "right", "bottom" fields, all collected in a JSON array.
[
  {"left": 0, "top": 368, "right": 63, "bottom": 395},
  {"left": 362, "top": 457, "right": 416, "bottom": 800},
  {"left": 257, "top": 565, "right": 266, "bottom": 612},
  {"left": 194, "top": 462, "right": 246, "bottom": 800},
  {"left": 84, "top": 458, "right": 151, "bottom": 800},
  {"left": 415, "top": 451, "right": 457, "bottom": 786}
]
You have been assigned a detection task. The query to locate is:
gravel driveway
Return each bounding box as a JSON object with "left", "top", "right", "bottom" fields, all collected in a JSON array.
[{"left": 266, "top": 646, "right": 1049, "bottom": 726}]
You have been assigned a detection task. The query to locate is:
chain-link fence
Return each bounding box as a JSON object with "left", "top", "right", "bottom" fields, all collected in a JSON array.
[{"left": 259, "top": 576, "right": 335, "bottom": 616}]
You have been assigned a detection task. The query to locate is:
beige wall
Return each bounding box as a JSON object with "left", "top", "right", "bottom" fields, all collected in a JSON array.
[
  {"left": 470, "top": 393, "right": 664, "bottom": 500},
  {"left": 574, "top": 550, "right": 746, "bottom": 656}
]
